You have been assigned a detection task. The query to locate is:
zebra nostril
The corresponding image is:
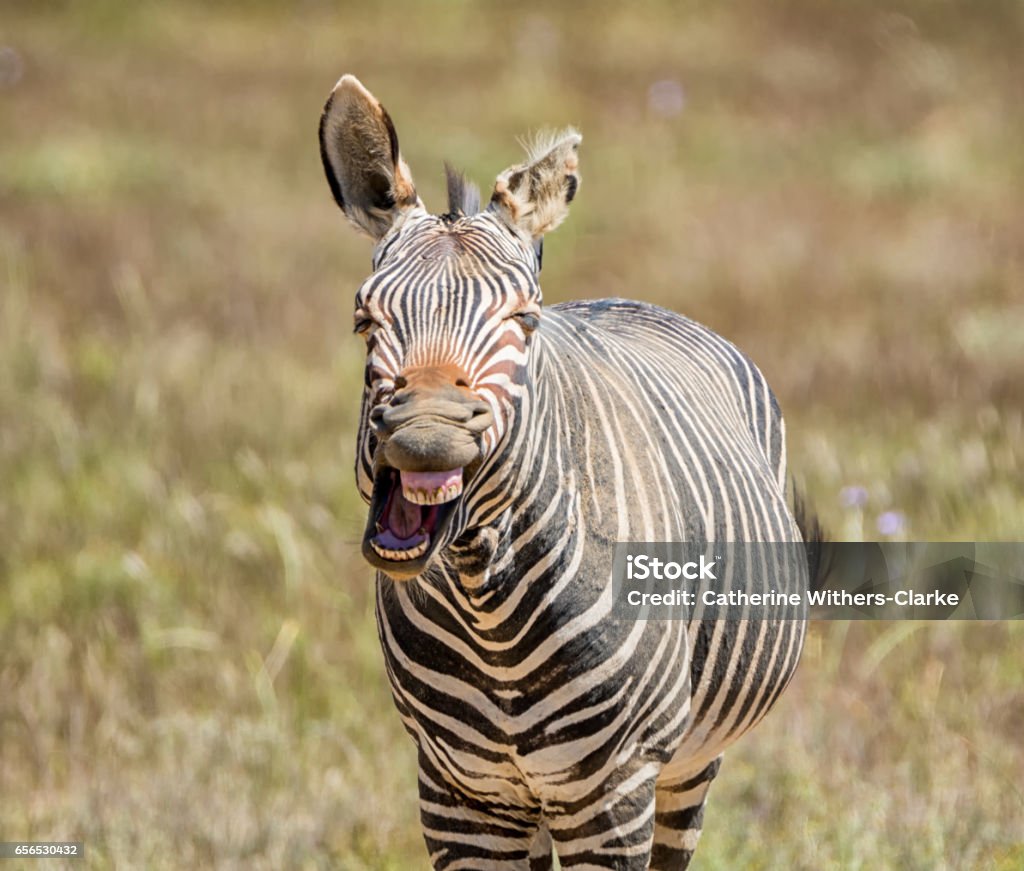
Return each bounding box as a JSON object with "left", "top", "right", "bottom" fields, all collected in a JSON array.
[{"left": 370, "top": 405, "right": 388, "bottom": 430}]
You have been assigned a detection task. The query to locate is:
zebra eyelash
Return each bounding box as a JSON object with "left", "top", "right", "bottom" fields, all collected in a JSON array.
[
  {"left": 353, "top": 312, "right": 376, "bottom": 336},
  {"left": 513, "top": 312, "right": 540, "bottom": 333}
]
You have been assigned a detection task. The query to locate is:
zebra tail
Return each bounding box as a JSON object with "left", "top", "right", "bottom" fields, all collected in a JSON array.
[{"left": 792, "top": 482, "right": 831, "bottom": 593}]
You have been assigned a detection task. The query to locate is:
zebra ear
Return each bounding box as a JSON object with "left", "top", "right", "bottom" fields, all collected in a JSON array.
[
  {"left": 489, "top": 129, "right": 581, "bottom": 241},
  {"left": 319, "top": 75, "right": 420, "bottom": 241}
]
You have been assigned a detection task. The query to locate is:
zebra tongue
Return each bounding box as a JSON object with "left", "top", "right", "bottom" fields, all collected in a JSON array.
[
  {"left": 387, "top": 488, "right": 423, "bottom": 540},
  {"left": 400, "top": 469, "right": 464, "bottom": 505}
]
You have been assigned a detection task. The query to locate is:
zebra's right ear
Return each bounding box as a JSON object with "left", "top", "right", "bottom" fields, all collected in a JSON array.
[{"left": 319, "top": 75, "right": 420, "bottom": 241}]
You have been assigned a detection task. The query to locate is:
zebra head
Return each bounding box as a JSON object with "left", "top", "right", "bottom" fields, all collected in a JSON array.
[{"left": 319, "top": 75, "right": 580, "bottom": 580}]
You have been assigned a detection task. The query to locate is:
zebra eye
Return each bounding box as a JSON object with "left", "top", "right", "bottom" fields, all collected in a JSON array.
[
  {"left": 511, "top": 311, "right": 540, "bottom": 334},
  {"left": 354, "top": 312, "right": 377, "bottom": 337}
]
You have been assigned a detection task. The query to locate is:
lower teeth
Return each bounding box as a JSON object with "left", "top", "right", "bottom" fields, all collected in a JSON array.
[{"left": 370, "top": 534, "right": 430, "bottom": 561}]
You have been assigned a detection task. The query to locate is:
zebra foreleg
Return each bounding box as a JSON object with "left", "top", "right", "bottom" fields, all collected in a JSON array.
[
  {"left": 649, "top": 756, "right": 723, "bottom": 870},
  {"left": 418, "top": 767, "right": 542, "bottom": 870}
]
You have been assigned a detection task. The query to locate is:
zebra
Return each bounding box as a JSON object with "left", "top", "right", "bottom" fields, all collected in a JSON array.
[{"left": 319, "top": 74, "right": 818, "bottom": 870}]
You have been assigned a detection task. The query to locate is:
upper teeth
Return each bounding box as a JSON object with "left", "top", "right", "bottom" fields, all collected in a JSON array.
[{"left": 403, "top": 481, "right": 462, "bottom": 505}]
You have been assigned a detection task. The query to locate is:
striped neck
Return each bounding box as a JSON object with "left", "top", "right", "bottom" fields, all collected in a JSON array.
[{"left": 432, "top": 329, "right": 582, "bottom": 618}]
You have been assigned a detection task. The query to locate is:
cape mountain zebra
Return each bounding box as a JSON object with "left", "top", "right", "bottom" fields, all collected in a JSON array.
[{"left": 319, "top": 75, "right": 816, "bottom": 870}]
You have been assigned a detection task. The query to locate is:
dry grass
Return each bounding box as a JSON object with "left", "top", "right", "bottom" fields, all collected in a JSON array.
[{"left": 1, "top": 1, "right": 1022, "bottom": 868}]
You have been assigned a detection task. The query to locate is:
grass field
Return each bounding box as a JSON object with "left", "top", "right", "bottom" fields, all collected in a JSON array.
[{"left": 1, "top": 1, "right": 1023, "bottom": 868}]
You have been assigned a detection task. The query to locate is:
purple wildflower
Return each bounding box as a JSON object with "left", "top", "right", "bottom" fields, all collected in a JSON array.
[
  {"left": 877, "top": 511, "right": 907, "bottom": 536},
  {"left": 840, "top": 486, "right": 869, "bottom": 509}
]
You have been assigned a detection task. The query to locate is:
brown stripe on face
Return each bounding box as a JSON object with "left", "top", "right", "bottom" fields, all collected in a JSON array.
[
  {"left": 481, "top": 295, "right": 503, "bottom": 320},
  {"left": 475, "top": 358, "right": 523, "bottom": 384},
  {"left": 494, "top": 328, "right": 527, "bottom": 351}
]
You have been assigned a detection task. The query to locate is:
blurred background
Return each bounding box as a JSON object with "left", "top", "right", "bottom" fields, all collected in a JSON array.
[{"left": 1, "top": 1, "right": 1022, "bottom": 868}]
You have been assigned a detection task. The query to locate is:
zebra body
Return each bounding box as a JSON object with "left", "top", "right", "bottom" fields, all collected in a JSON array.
[{"left": 319, "top": 76, "right": 809, "bottom": 869}]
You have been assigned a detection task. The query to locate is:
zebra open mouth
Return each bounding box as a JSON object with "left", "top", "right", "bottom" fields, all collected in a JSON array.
[{"left": 365, "top": 467, "right": 463, "bottom": 566}]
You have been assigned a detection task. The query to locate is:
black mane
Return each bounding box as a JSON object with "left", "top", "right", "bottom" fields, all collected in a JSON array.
[{"left": 443, "top": 162, "right": 481, "bottom": 219}]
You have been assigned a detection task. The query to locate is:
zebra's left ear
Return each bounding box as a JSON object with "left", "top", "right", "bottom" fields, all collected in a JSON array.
[{"left": 489, "top": 129, "right": 581, "bottom": 241}]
